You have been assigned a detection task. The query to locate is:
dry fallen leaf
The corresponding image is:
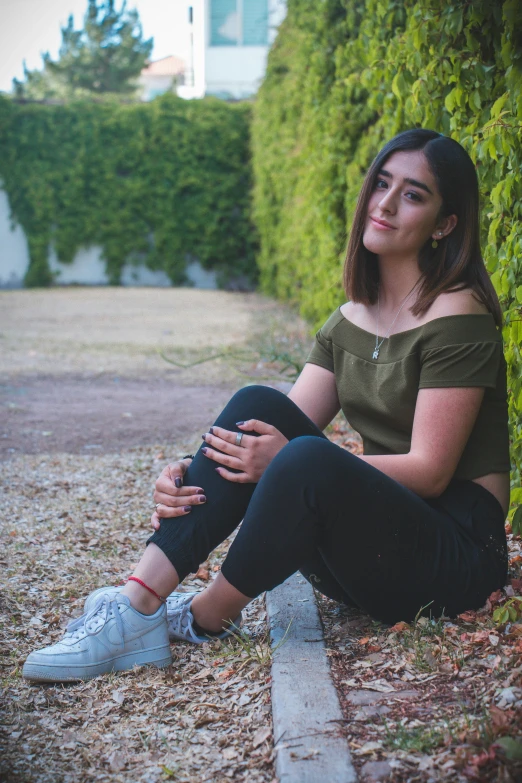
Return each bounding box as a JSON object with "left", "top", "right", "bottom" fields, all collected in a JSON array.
[
  {"left": 389, "top": 621, "right": 409, "bottom": 633},
  {"left": 354, "top": 741, "right": 382, "bottom": 755},
  {"left": 112, "top": 689, "right": 125, "bottom": 705},
  {"left": 361, "top": 680, "right": 396, "bottom": 693},
  {"left": 252, "top": 727, "right": 271, "bottom": 748},
  {"left": 108, "top": 750, "right": 127, "bottom": 773}
]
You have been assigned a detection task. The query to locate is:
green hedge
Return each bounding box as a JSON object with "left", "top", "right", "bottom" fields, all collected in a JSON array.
[
  {"left": 252, "top": 0, "right": 522, "bottom": 497},
  {"left": 0, "top": 93, "right": 257, "bottom": 287}
]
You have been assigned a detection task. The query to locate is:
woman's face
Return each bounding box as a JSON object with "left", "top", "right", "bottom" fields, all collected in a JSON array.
[{"left": 363, "top": 150, "right": 454, "bottom": 260}]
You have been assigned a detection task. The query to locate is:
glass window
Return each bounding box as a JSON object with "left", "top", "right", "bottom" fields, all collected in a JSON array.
[
  {"left": 243, "top": 0, "right": 268, "bottom": 45},
  {"left": 210, "top": 0, "right": 240, "bottom": 46},
  {"left": 209, "top": 0, "right": 269, "bottom": 47}
]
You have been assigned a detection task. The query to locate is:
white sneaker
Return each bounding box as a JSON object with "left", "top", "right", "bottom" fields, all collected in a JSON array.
[
  {"left": 23, "top": 594, "right": 172, "bottom": 682},
  {"left": 84, "top": 586, "right": 242, "bottom": 644},
  {"left": 166, "top": 591, "right": 242, "bottom": 644},
  {"left": 84, "top": 585, "right": 124, "bottom": 613}
]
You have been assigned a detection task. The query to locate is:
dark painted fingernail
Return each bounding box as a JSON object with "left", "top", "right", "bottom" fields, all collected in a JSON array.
[
  {"left": 236, "top": 421, "right": 245, "bottom": 426},
  {"left": 175, "top": 477, "right": 182, "bottom": 488},
  {"left": 201, "top": 447, "right": 207, "bottom": 454},
  {"left": 201, "top": 433, "right": 207, "bottom": 440},
  {"left": 199, "top": 495, "right": 206, "bottom": 503},
  {"left": 196, "top": 488, "right": 205, "bottom": 494},
  {"left": 209, "top": 427, "right": 214, "bottom": 434},
  {"left": 184, "top": 506, "right": 192, "bottom": 513}
]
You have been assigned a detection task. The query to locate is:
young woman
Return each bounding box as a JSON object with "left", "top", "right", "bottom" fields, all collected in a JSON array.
[{"left": 24, "top": 129, "right": 510, "bottom": 682}]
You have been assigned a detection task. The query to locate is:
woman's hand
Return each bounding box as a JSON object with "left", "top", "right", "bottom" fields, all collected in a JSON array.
[
  {"left": 151, "top": 459, "right": 206, "bottom": 531},
  {"left": 201, "top": 420, "right": 288, "bottom": 483}
]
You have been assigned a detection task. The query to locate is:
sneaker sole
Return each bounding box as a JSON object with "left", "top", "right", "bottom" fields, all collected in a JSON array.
[{"left": 22, "top": 644, "right": 173, "bottom": 682}]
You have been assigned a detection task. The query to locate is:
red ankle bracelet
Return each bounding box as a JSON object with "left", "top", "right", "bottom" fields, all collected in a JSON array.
[{"left": 127, "top": 576, "right": 167, "bottom": 604}]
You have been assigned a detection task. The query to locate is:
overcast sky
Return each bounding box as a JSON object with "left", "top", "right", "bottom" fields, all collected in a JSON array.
[{"left": 0, "top": 0, "right": 191, "bottom": 93}]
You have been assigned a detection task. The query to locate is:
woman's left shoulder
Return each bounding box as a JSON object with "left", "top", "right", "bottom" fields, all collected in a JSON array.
[
  {"left": 421, "top": 289, "right": 500, "bottom": 348},
  {"left": 427, "top": 289, "right": 490, "bottom": 319}
]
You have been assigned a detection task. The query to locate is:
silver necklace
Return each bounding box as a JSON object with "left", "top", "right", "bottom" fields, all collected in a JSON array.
[{"left": 372, "top": 284, "right": 418, "bottom": 360}]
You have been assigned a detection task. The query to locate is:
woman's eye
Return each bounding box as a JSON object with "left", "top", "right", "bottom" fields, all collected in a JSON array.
[
  {"left": 376, "top": 179, "right": 387, "bottom": 189},
  {"left": 405, "top": 191, "right": 422, "bottom": 202}
]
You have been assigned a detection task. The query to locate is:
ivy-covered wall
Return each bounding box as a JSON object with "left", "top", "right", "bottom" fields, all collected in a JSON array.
[
  {"left": 252, "top": 0, "right": 522, "bottom": 496},
  {"left": 0, "top": 93, "right": 257, "bottom": 288}
]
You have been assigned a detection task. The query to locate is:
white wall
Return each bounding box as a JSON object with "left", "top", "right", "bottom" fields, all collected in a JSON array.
[
  {"left": 0, "top": 188, "right": 30, "bottom": 287},
  {"left": 178, "top": 0, "right": 206, "bottom": 99},
  {"left": 0, "top": 188, "right": 217, "bottom": 289},
  {"left": 205, "top": 45, "right": 268, "bottom": 97},
  {"left": 49, "top": 244, "right": 109, "bottom": 285}
]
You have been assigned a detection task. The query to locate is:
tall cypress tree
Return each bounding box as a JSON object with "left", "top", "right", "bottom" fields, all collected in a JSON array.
[{"left": 14, "top": 0, "right": 153, "bottom": 99}]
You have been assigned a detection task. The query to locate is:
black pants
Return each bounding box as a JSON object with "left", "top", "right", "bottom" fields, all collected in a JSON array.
[{"left": 148, "top": 385, "right": 507, "bottom": 624}]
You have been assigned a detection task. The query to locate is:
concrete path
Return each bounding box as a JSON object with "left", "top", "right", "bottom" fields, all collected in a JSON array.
[{"left": 267, "top": 574, "right": 358, "bottom": 783}]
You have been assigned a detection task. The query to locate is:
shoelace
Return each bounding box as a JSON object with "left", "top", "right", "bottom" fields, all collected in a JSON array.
[
  {"left": 65, "top": 596, "right": 125, "bottom": 648},
  {"left": 166, "top": 593, "right": 195, "bottom": 610},
  {"left": 170, "top": 602, "right": 202, "bottom": 643}
]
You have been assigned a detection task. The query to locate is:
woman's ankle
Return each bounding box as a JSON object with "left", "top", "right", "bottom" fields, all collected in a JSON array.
[
  {"left": 122, "top": 581, "right": 162, "bottom": 615},
  {"left": 123, "top": 543, "right": 180, "bottom": 614},
  {"left": 191, "top": 573, "right": 250, "bottom": 632}
]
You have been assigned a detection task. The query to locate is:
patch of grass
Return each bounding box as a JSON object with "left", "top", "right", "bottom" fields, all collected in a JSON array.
[
  {"left": 399, "top": 603, "right": 459, "bottom": 672},
  {"left": 214, "top": 619, "right": 293, "bottom": 668},
  {"left": 160, "top": 315, "right": 309, "bottom": 385},
  {"left": 382, "top": 719, "right": 446, "bottom": 753}
]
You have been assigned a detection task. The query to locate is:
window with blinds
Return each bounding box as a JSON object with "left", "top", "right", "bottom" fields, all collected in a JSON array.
[
  {"left": 210, "top": 0, "right": 268, "bottom": 46},
  {"left": 210, "top": 0, "right": 240, "bottom": 46},
  {"left": 243, "top": 0, "right": 268, "bottom": 45}
]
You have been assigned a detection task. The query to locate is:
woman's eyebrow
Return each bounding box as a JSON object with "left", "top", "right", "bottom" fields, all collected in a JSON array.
[{"left": 378, "top": 168, "right": 433, "bottom": 195}]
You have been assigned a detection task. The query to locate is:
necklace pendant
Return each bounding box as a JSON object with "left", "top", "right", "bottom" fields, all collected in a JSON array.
[{"left": 372, "top": 349, "right": 380, "bottom": 360}]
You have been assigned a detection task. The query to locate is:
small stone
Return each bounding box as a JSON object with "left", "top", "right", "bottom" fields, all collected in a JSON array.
[
  {"left": 346, "top": 688, "right": 419, "bottom": 706},
  {"left": 354, "top": 705, "right": 391, "bottom": 721},
  {"left": 360, "top": 760, "right": 392, "bottom": 781},
  {"left": 346, "top": 690, "right": 387, "bottom": 706}
]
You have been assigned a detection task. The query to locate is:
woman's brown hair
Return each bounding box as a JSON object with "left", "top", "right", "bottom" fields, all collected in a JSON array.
[{"left": 343, "top": 129, "right": 502, "bottom": 326}]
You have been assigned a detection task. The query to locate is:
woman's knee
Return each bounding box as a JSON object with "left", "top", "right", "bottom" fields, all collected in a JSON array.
[
  {"left": 228, "top": 384, "right": 287, "bottom": 411},
  {"left": 267, "top": 436, "right": 334, "bottom": 478},
  {"left": 275, "top": 435, "right": 344, "bottom": 465},
  {"left": 218, "top": 385, "right": 292, "bottom": 428}
]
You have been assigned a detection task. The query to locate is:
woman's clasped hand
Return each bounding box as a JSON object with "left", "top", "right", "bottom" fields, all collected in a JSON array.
[
  {"left": 152, "top": 458, "right": 204, "bottom": 529},
  {"left": 201, "top": 419, "right": 288, "bottom": 482},
  {"left": 151, "top": 419, "right": 289, "bottom": 530}
]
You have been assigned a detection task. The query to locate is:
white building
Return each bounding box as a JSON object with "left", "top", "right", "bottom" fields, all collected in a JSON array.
[
  {"left": 178, "top": 0, "right": 287, "bottom": 100},
  {"left": 139, "top": 55, "right": 186, "bottom": 101}
]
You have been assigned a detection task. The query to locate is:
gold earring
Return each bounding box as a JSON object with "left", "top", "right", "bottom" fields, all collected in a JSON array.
[{"left": 432, "top": 232, "right": 443, "bottom": 249}]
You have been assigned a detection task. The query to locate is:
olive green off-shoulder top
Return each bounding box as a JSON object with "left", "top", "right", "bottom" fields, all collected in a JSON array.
[{"left": 306, "top": 308, "right": 510, "bottom": 480}]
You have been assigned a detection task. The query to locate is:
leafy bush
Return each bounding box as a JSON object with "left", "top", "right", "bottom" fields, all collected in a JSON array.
[
  {"left": 0, "top": 93, "right": 257, "bottom": 288},
  {"left": 252, "top": 0, "right": 522, "bottom": 494}
]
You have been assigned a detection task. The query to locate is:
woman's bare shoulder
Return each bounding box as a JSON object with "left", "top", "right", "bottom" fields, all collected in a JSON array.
[
  {"left": 339, "top": 301, "right": 367, "bottom": 322},
  {"left": 425, "top": 289, "right": 489, "bottom": 320}
]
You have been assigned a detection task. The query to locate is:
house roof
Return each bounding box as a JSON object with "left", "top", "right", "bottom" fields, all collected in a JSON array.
[{"left": 141, "top": 56, "right": 185, "bottom": 77}]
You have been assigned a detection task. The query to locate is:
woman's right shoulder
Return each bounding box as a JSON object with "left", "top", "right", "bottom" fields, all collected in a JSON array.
[
  {"left": 339, "top": 301, "right": 356, "bottom": 320},
  {"left": 338, "top": 301, "right": 373, "bottom": 330}
]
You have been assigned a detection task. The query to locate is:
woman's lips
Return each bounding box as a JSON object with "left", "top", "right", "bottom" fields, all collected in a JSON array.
[{"left": 370, "top": 217, "right": 396, "bottom": 230}]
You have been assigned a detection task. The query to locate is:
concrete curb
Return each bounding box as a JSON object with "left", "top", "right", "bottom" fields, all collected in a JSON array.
[{"left": 266, "top": 573, "right": 358, "bottom": 783}]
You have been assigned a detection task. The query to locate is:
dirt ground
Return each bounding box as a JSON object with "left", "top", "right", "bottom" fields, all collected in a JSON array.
[
  {"left": 0, "top": 287, "right": 310, "bottom": 783},
  {"left": 0, "top": 288, "right": 302, "bottom": 457}
]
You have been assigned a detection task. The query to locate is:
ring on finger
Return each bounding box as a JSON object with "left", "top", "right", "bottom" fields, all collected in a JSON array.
[
  {"left": 235, "top": 432, "right": 243, "bottom": 447},
  {"left": 155, "top": 503, "right": 161, "bottom": 511}
]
